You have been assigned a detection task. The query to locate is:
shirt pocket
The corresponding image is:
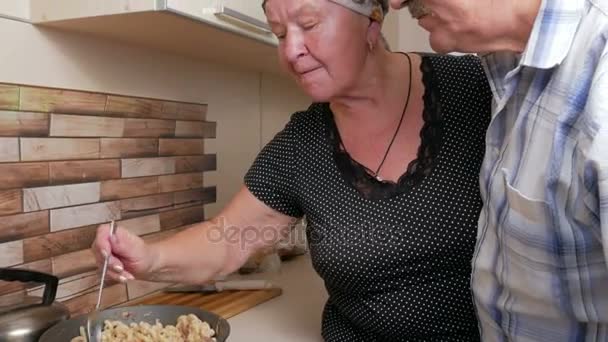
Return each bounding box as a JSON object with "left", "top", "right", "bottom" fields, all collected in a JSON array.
[{"left": 500, "top": 169, "right": 557, "bottom": 270}]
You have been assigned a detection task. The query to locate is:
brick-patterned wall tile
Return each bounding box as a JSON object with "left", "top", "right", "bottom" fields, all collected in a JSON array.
[
  {"left": 0, "top": 162, "right": 49, "bottom": 190},
  {"left": 23, "top": 225, "right": 98, "bottom": 262},
  {"left": 0, "top": 111, "right": 49, "bottom": 136},
  {"left": 175, "top": 155, "right": 216, "bottom": 173},
  {"left": 0, "top": 190, "right": 22, "bottom": 216},
  {"left": 159, "top": 139, "right": 204, "bottom": 156},
  {"left": 0, "top": 138, "right": 19, "bottom": 162},
  {"left": 50, "top": 114, "right": 124, "bottom": 137},
  {"left": 63, "top": 283, "right": 127, "bottom": 315},
  {"left": 161, "top": 102, "right": 207, "bottom": 121},
  {"left": 0, "top": 83, "right": 214, "bottom": 309},
  {"left": 159, "top": 173, "right": 203, "bottom": 193},
  {"left": 100, "top": 138, "right": 158, "bottom": 158},
  {"left": 159, "top": 205, "right": 205, "bottom": 230},
  {"left": 49, "top": 159, "right": 120, "bottom": 185},
  {"left": 21, "top": 138, "right": 100, "bottom": 161},
  {"left": 50, "top": 202, "right": 120, "bottom": 232},
  {"left": 0, "top": 211, "right": 49, "bottom": 243},
  {"left": 0, "top": 85, "right": 19, "bottom": 110},
  {"left": 52, "top": 249, "right": 96, "bottom": 278},
  {"left": 120, "top": 194, "right": 173, "bottom": 219},
  {"left": 118, "top": 214, "right": 161, "bottom": 236},
  {"left": 127, "top": 280, "right": 172, "bottom": 300},
  {"left": 0, "top": 240, "right": 24, "bottom": 267},
  {"left": 122, "top": 157, "right": 175, "bottom": 178},
  {"left": 175, "top": 121, "right": 216, "bottom": 138},
  {"left": 28, "top": 271, "right": 101, "bottom": 301},
  {"left": 20, "top": 87, "right": 106, "bottom": 113},
  {"left": 23, "top": 182, "right": 100, "bottom": 212},
  {"left": 101, "top": 176, "right": 159, "bottom": 201},
  {"left": 123, "top": 118, "right": 175, "bottom": 137},
  {"left": 173, "top": 187, "right": 216, "bottom": 206},
  {"left": 105, "top": 96, "right": 164, "bottom": 118}
]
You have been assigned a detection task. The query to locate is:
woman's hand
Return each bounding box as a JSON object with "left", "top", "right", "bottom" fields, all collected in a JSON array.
[{"left": 91, "top": 223, "right": 157, "bottom": 283}]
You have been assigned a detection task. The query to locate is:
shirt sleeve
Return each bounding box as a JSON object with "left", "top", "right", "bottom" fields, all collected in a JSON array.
[{"left": 244, "top": 112, "right": 305, "bottom": 218}]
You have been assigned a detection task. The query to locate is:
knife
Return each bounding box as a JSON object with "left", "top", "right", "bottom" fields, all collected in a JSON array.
[{"left": 164, "top": 279, "right": 276, "bottom": 293}]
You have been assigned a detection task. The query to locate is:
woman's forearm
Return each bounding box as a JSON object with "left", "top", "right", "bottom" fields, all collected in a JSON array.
[{"left": 144, "top": 220, "right": 253, "bottom": 284}]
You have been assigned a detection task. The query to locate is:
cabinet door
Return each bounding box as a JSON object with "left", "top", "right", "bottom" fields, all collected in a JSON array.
[{"left": 220, "top": 0, "right": 270, "bottom": 32}]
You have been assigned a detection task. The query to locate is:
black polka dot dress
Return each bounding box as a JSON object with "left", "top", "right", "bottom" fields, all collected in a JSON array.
[{"left": 245, "top": 54, "right": 492, "bottom": 341}]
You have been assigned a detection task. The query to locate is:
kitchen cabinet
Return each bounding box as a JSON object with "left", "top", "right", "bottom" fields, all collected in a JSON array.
[
  {"left": 30, "top": 0, "right": 275, "bottom": 44},
  {"left": 29, "top": 0, "right": 280, "bottom": 73}
]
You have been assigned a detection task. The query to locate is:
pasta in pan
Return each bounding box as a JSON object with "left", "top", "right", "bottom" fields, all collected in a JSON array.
[{"left": 71, "top": 314, "right": 216, "bottom": 342}]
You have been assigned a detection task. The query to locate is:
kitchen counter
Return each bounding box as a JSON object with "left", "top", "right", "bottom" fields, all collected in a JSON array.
[{"left": 226, "top": 254, "right": 328, "bottom": 341}]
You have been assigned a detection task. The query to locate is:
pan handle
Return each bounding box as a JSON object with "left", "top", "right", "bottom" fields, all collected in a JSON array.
[{"left": 0, "top": 268, "right": 59, "bottom": 305}]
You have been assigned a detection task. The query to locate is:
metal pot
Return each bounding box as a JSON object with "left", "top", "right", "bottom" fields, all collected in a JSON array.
[{"left": 0, "top": 269, "right": 70, "bottom": 341}]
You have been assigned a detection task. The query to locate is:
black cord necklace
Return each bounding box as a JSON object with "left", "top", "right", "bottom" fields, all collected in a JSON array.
[{"left": 340, "top": 52, "right": 413, "bottom": 182}]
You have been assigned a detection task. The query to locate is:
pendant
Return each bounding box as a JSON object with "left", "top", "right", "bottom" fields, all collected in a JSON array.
[{"left": 375, "top": 175, "right": 383, "bottom": 182}]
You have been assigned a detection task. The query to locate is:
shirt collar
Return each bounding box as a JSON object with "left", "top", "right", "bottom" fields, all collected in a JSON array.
[{"left": 520, "top": 0, "right": 585, "bottom": 69}]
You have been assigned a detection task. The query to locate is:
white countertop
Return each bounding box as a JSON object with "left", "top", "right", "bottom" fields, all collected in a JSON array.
[{"left": 226, "top": 254, "right": 328, "bottom": 342}]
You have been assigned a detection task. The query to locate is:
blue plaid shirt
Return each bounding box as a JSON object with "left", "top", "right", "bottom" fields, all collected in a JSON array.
[{"left": 472, "top": 0, "right": 608, "bottom": 340}]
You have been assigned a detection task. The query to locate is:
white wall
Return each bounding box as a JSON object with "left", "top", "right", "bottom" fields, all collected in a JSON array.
[
  {"left": 0, "top": 18, "right": 309, "bottom": 217},
  {"left": 395, "top": 11, "right": 433, "bottom": 53},
  {"left": 0, "top": 1, "right": 29, "bottom": 21}
]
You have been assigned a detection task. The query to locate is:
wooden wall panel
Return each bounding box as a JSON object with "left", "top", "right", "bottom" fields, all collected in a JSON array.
[
  {"left": 120, "top": 194, "right": 173, "bottom": 219},
  {"left": 0, "top": 111, "right": 49, "bottom": 136},
  {"left": 0, "top": 162, "right": 49, "bottom": 190},
  {"left": 161, "top": 102, "right": 207, "bottom": 121},
  {"left": 159, "top": 205, "right": 205, "bottom": 230},
  {"left": 100, "top": 138, "right": 158, "bottom": 158},
  {"left": 20, "top": 87, "right": 107, "bottom": 114},
  {"left": 159, "top": 139, "right": 204, "bottom": 156},
  {"left": 52, "top": 249, "right": 96, "bottom": 278},
  {"left": 23, "top": 225, "right": 98, "bottom": 262},
  {"left": 175, "top": 121, "right": 216, "bottom": 138},
  {"left": 63, "top": 283, "right": 128, "bottom": 315},
  {"left": 123, "top": 118, "right": 175, "bottom": 137},
  {"left": 101, "top": 176, "right": 159, "bottom": 201},
  {"left": 49, "top": 160, "right": 120, "bottom": 185},
  {"left": 173, "top": 187, "right": 216, "bottom": 206},
  {"left": 121, "top": 157, "right": 175, "bottom": 178},
  {"left": 0, "top": 240, "right": 24, "bottom": 267},
  {"left": 50, "top": 201, "right": 121, "bottom": 232},
  {"left": 28, "top": 271, "right": 101, "bottom": 301},
  {"left": 105, "top": 96, "right": 164, "bottom": 118},
  {"left": 23, "top": 182, "right": 100, "bottom": 212},
  {"left": 118, "top": 214, "right": 161, "bottom": 236},
  {"left": 0, "top": 189, "right": 22, "bottom": 216},
  {"left": 158, "top": 173, "right": 203, "bottom": 193},
  {"left": 50, "top": 114, "right": 124, "bottom": 137},
  {"left": 127, "top": 280, "right": 172, "bottom": 300},
  {"left": 0, "top": 85, "right": 19, "bottom": 110},
  {"left": 0, "top": 211, "right": 49, "bottom": 243},
  {"left": 175, "top": 155, "right": 216, "bottom": 173},
  {"left": 0, "top": 138, "right": 19, "bottom": 162},
  {"left": 0, "top": 83, "right": 213, "bottom": 316},
  {"left": 21, "top": 138, "right": 100, "bottom": 161}
]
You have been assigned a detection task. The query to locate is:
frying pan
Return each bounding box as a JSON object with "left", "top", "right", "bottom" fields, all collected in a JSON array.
[{"left": 39, "top": 305, "right": 230, "bottom": 341}]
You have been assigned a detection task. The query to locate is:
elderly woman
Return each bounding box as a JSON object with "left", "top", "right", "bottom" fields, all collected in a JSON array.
[{"left": 93, "top": 0, "right": 491, "bottom": 340}]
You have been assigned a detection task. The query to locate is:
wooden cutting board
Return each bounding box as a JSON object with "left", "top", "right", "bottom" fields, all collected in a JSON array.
[{"left": 122, "top": 288, "right": 282, "bottom": 319}]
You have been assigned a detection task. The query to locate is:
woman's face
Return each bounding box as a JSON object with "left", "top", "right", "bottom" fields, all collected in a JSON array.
[{"left": 264, "top": 0, "right": 371, "bottom": 101}]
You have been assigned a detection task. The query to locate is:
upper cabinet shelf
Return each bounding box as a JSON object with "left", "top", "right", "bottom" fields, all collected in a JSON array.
[{"left": 29, "top": 0, "right": 281, "bottom": 73}]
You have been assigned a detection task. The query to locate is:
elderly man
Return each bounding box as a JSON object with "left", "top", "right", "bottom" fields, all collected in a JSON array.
[{"left": 390, "top": 0, "right": 608, "bottom": 340}]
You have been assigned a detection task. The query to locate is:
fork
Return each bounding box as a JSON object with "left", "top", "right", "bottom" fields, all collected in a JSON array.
[{"left": 86, "top": 220, "right": 116, "bottom": 342}]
